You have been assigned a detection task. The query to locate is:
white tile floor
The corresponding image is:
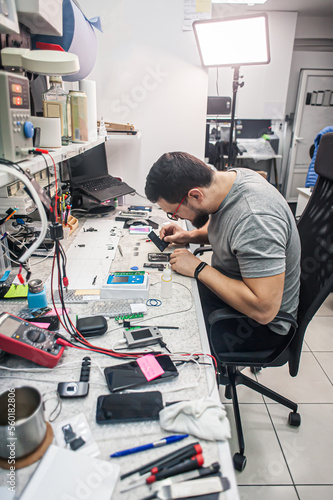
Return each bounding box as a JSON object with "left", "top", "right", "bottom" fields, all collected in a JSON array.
[{"left": 219, "top": 294, "right": 333, "bottom": 500}]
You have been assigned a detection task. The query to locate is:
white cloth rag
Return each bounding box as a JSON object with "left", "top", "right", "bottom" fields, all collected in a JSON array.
[{"left": 159, "top": 396, "right": 231, "bottom": 441}]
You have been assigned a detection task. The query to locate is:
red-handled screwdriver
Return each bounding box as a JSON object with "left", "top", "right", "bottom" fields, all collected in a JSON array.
[
  {"left": 147, "top": 454, "right": 204, "bottom": 484},
  {"left": 120, "top": 454, "right": 204, "bottom": 493}
]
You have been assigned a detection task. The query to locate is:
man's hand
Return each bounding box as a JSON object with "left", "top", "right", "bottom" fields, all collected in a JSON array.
[
  {"left": 160, "top": 223, "right": 191, "bottom": 245},
  {"left": 169, "top": 248, "right": 201, "bottom": 277}
]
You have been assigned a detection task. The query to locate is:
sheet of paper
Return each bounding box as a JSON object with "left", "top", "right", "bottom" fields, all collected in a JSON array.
[{"left": 183, "top": 0, "right": 211, "bottom": 31}]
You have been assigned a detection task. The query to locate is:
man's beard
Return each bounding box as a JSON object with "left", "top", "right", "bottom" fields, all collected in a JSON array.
[{"left": 192, "top": 211, "right": 209, "bottom": 229}]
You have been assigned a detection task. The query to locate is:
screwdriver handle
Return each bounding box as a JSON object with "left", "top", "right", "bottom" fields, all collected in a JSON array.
[
  {"left": 150, "top": 443, "right": 202, "bottom": 474},
  {"left": 147, "top": 454, "right": 204, "bottom": 484}
]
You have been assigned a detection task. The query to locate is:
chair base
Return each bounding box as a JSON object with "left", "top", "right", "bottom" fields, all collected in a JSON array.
[{"left": 221, "top": 365, "right": 300, "bottom": 471}]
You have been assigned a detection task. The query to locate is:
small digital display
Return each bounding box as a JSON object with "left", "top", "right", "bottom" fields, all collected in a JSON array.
[
  {"left": 11, "top": 84, "right": 22, "bottom": 93},
  {"left": 0, "top": 316, "right": 20, "bottom": 337},
  {"left": 112, "top": 276, "right": 130, "bottom": 283},
  {"left": 132, "top": 329, "right": 153, "bottom": 340},
  {"left": 12, "top": 96, "right": 23, "bottom": 106}
]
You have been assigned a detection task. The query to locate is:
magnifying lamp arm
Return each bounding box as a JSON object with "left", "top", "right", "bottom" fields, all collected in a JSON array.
[{"left": 0, "top": 164, "right": 48, "bottom": 263}]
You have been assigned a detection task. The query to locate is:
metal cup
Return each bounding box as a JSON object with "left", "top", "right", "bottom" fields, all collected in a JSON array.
[{"left": 0, "top": 386, "right": 47, "bottom": 459}]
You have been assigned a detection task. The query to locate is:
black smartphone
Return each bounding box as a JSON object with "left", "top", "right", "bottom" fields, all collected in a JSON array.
[
  {"left": 104, "top": 354, "right": 178, "bottom": 392},
  {"left": 96, "top": 391, "right": 164, "bottom": 424},
  {"left": 148, "top": 230, "right": 169, "bottom": 252}
]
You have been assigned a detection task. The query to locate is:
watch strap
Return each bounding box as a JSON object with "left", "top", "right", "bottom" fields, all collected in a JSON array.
[{"left": 194, "top": 262, "right": 208, "bottom": 280}]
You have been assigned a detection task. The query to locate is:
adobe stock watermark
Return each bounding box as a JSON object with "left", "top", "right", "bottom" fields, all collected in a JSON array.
[
  {"left": 62, "top": 460, "right": 116, "bottom": 500},
  {"left": 300, "top": 234, "right": 332, "bottom": 282},
  {"left": 6, "top": 387, "right": 16, "bottom": 493},
  {"left": 110, "top": 65, "right": 169, "bottom": 120}
]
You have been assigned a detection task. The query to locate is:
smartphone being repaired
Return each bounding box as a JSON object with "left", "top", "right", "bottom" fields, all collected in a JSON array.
[
  {"left": 104, "top": 354, "right": 178, "bottom": 392},
  {"left": 96, "top": 391, "right": 164, "bottom": 424}
]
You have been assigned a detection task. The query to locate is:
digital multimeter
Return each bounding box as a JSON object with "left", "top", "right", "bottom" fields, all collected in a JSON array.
[{"left": 0, "top": 312, "right": 65, "bottom": 368}]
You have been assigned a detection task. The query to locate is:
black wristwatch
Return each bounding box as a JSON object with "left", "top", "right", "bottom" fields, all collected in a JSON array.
[{"left": 194, "top": 262, "right": 208, "bottom": 280}]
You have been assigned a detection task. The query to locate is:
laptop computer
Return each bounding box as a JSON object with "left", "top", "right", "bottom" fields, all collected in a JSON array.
[{"left": 65, "top": 142, "right": 135, "bottom": 202}]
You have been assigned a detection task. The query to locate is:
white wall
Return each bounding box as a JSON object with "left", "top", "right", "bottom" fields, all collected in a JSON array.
[
  {"left": 207, "top": 12, "right": 298, "bottom": 120},
  {"left": 78, "top": 0, "right": 208, "bottom": 202},
  {"left": 280, "top": 15, "right": 333, "bottom": 192}
]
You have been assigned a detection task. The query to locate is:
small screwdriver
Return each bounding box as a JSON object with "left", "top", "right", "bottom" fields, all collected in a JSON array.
[{"left": 121, "top": 454, "right": 204, "bottom": 492}]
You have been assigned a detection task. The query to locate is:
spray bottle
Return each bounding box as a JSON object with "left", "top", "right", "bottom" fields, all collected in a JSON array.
[{"left": 161, "top": 264, "right": 173, "bottom": 298}]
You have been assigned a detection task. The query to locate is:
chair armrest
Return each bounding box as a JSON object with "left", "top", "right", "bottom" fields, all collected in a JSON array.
[
  {"left": 208, "top": 306, "right": 246, "bottom": 326},
  {"left": 209, "top": 307, "right": 298, "bottom": 330},
  {"left": 193, "top": 246, "right": 212, "bottom": 256}
]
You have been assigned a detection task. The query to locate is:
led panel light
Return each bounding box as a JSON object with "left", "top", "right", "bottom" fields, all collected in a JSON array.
[{"left": 193, "top": 14, "right": 270, "bottom": 68}]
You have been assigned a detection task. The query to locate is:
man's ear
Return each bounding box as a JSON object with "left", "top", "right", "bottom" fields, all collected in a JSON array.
[{"left": 187, "top": 188, "right": 204, "bottom": 203}]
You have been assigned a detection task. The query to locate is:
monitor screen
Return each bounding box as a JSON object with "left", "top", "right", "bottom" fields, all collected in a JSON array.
[{"left": 65, "top": 142, "right": 109, "bottom": 183}]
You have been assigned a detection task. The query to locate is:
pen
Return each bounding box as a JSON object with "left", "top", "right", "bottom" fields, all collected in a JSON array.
[{"left": 110, "top": 434, "right": 188, "bottom": 458}]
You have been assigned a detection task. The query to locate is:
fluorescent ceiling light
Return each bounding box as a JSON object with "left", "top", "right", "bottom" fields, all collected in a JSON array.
[
  {"left": 212, "top": 1, "right": 267, "bottom": 4},
  {"left": 193, "top": 14, "right": 270, "bottom": 67}
]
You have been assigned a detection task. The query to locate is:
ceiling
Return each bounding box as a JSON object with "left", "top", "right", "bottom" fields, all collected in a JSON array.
[{"left": 212, "top": 0, "right": 333, "bottom": 18}]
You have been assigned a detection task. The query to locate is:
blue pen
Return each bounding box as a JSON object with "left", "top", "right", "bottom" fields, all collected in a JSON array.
[{"left": 110, "top": 434, "right": 189, "bottom": 458}]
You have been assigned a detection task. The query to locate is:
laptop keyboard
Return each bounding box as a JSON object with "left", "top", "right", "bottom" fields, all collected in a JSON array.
[{"left": 80, "top": 177, "right": 122, "bottom": 192}]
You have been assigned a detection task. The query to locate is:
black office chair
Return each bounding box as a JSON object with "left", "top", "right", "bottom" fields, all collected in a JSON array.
[{"left": 194, "top": 132, "right": 333, "bottom": 471}]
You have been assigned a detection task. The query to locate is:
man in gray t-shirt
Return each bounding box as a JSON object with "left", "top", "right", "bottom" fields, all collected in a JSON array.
[
  {"left": 145, "top": 152, "right": 301, "bottom": 351},
  {"left": 208, "top": 168, "right": 300, "bottom": 334}
]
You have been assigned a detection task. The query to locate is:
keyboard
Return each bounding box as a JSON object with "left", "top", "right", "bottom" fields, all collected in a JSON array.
[{"left": 79, "top": 177, "right": 122, "bottom": 192}]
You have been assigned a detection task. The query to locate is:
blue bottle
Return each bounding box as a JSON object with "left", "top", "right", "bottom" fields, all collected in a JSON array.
[{"left": 27, "top": 279, "right": 48, "bottom": 309}]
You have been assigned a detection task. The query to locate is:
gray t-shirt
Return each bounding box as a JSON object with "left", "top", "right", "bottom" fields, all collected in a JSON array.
[{"left": 208, "top": 168, "right": 301, "bottom": 334}]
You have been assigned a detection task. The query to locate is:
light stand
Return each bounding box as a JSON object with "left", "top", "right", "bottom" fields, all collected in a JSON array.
[
  {"left": 227, "top": 66, "right": 244, "bottom": 167},
  {"left": 193, "top": 14, "right": 270, "bottom": 169}
]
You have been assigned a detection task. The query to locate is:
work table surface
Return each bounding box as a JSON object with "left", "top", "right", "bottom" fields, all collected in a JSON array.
[{"left": 0, "top": 207, "right": 238, "bottom": 500}]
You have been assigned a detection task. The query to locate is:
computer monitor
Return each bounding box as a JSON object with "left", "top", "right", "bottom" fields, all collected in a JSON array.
[{"left": 65, "top": 142, "right": 109, "bottom": 183}]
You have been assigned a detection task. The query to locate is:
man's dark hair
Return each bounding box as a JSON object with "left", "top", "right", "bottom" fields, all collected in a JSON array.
[{"left": 145, "top": 152, "right": 213, "bottom": 203}]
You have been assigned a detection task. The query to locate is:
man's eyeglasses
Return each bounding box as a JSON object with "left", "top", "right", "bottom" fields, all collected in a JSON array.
[{"left": 167, "top": 194, "right": 187, "bottom": 220}]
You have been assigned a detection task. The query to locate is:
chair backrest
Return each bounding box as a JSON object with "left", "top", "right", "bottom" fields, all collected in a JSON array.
[{"left": 289, "top": 132, "right": 333, "bottom": 376}]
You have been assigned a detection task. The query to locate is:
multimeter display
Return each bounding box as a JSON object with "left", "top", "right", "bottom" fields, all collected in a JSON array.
[
  {"left": 131, "top": 329, "right": 153, "bottom": 340},
  {"left": 0, "top": 317, "right": 20, "bottom": 336}
]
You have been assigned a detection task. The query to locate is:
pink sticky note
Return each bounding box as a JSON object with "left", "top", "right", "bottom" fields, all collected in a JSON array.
[
  {"left": 30, "top": 322, "right": 50, "bottom": 329},
  {"left": 137, "top": 355, "right": 165, "bottom": 382}
]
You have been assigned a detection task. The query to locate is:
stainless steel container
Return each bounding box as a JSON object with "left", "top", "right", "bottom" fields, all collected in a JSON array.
[{"left": 0, "top": 386, "right": 47, "bottom": 459}]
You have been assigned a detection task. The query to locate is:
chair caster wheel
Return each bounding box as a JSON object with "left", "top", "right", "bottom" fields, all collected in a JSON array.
[
  {"left": 250, "top": 366, "right": 261, "bottom": 374},
  {"left": 225, "top": 385, "right": 232, "bottom": 400},
  {"left": 233, "top": 452, "right": 247, "bottom": 471},
  {"left": 288, "top": 411, "right": 301, "bottom": 427}
]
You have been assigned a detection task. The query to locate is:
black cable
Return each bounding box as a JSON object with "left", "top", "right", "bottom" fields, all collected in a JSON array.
[
  {"left": 0, "top": 158, "right": 26, "bottom": 176},
  {"left": 41, "top": 154, "right": 52, "bottom": 198}
]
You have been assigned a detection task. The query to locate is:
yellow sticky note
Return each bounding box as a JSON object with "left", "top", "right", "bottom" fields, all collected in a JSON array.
[
  {"left": 75, "top": 289, "right": 100, "bottom": 296},
  {"left": 4, "top": 284, "right": 29, "bottom": 298},
  {"left": 196, "top": 0, "right": 211, "bottom": 13}
]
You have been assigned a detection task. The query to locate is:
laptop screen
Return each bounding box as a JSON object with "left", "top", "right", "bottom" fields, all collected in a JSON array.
[{"left": 67, "top": 142, "right": 109, "bottom": 183}]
